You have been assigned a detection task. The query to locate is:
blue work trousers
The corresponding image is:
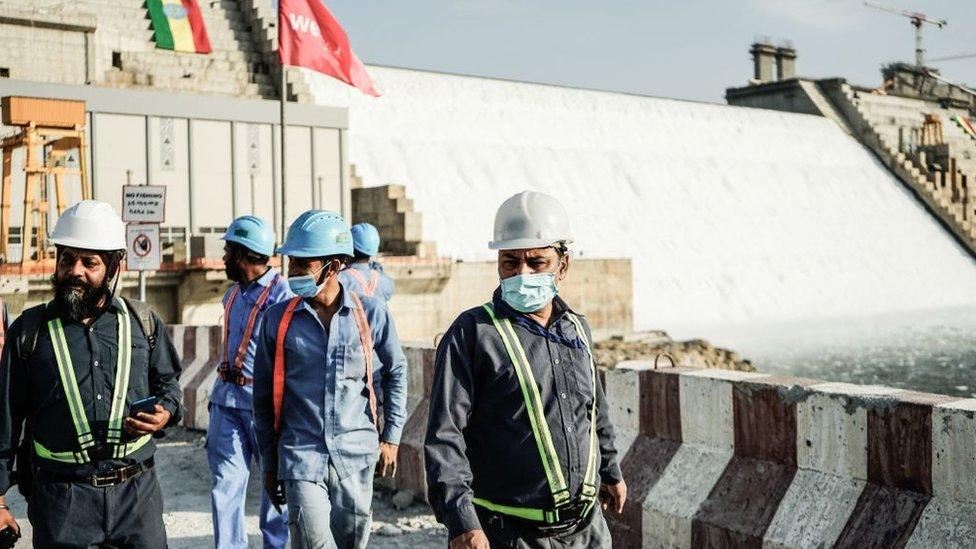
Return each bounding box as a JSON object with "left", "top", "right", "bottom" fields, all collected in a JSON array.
[
  {"left": 207, "top": 403, "right": 289, "bottom": 548},
  {"left": 283, "top": 461, "right": 374, "bottom": 549}
]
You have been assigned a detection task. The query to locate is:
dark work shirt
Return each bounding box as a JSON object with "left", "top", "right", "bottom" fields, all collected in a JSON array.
[
  {"left": 424, "top": 290, "right": 622, "bottom": 539},
  {"left": 0, "top": 298, "right": 183, "bottom": 493}
]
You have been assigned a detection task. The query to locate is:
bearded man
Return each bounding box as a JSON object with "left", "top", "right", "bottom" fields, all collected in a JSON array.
[{"left": 0, "top": 200, "right": 183, "bottom": 547}]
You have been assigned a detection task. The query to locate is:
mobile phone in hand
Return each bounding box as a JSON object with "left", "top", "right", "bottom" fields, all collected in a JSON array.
[
  {"left": 129, "top": 395, "right": 158, "bottom": 417},
  {"left": 0, "top": 526, "right": 21, "bottom": 549}
]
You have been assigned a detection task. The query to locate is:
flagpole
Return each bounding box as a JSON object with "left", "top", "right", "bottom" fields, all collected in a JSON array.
[{"left": 279, "top": 62, "right": 289, "bottom": 274}]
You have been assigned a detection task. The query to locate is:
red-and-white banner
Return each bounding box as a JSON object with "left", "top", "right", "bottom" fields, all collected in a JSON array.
[{"left": 278, "top": 0, "right": 379, "bottom": 97}]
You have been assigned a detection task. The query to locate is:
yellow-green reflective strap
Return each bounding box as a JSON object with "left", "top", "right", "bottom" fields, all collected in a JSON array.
[
  {"left": 473, "top": 498, "right": 556, "bottom": 524},
  {"left": 48, "top": 317, "right": 95, "bottom": 451},
  {"left": 46, "top": 303, "right": 136, "bottom": 463},
  {"left": 107, "top": 304, "right": 132, "bottom": 444},
  {"left": 112, "top": 433, "right": 151, "bottom": 458},
  {"left": 35, "top": 434, "right": 151, "bottom": 464},
  {"left": 482, "top": 303, "right": 570, "bottom": 506},
  {"left": 565, "top": 313, "right": 600, "bottom": 497}
]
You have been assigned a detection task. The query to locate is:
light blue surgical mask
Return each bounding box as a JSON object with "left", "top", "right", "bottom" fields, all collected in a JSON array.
[
  {"left": 288, "top": 264, "right": 328, "bottom": 298},
  {"left": 501, "top": 272, "right": 558, "bottom": 313}
]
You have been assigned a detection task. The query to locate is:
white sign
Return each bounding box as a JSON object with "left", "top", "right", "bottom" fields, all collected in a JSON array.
[
  {"left": 127, "top": 224, "right": 162, "bottom": 271},
  {"left": 122, "top": 185, "right": 166, "bottom": 223}
]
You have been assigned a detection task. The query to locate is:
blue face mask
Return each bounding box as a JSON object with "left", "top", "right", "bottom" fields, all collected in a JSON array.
[
  {"left": 288, "top": 264, "right": 328, "bottom": 298},
  {"left": 501, "top": 272, "right": 558, "bottom": 313}
]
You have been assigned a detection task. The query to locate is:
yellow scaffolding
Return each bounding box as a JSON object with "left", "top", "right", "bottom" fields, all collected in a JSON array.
[{"left": 0, "top": 96, "right": 90, "bottom": 267}]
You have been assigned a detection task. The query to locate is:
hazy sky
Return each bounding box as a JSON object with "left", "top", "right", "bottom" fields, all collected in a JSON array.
[{"left": 322, "top": 0, "right": 976, "bottom": 103}]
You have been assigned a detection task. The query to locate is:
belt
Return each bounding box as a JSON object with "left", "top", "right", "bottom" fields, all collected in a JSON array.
[
  {"left": 218, "top": 364, "right": 253, "bottom": 386},
  {"left": 477, "top": 498, "right": 593, "bottom": 532},
  {"left": 38, "top": 457, "right": 155, "bottom": 488}
]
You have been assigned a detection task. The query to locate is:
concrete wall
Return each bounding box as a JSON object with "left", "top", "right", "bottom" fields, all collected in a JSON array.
[
  {"left": 600, "top": 365, "right": 976, "bottom": 548},
  {"left": 384, "top": 257, "right": 633, "bottom": 344},
  {"left": 176, "top": 257, "right": 633, "bottom": 340}
]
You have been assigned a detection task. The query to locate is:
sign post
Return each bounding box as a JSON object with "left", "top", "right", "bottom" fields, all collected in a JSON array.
[{"left": 122, "top": 185, "right": 166, "bottom": 301}]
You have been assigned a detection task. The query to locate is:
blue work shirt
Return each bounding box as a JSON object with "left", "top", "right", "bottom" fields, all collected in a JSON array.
[
  {"left": 210, "top": 268, "right": 293, "bottom": 410},
  {"left": 253, "top": 282, "right": 408, "bottom": 481},
  {"left": 338, "top": 261, "right": 395, "bottom": 302}
]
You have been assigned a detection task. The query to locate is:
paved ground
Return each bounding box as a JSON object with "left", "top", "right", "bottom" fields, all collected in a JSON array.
[{"left": 5, "top": 428, "right": 447, "bottom": 547}]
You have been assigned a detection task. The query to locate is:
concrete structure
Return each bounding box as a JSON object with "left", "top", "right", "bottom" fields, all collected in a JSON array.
[
  {"left": 301, "top": 65, "right": 976, "bottom": 337},
  {"left": 775, "top": 45, "right": 796, "bottom": 81},
  {"left": 167, "top": 324, "right": 976, "bottom": 547},
  {"left": 0, "top": 1, "right": 274, "bottom": 99},
  {"left": 0, "top": 79, "right": 348, "bottom": 262},
  {"left": 750, "top": 42, "right": 777, "bottom": 84},
  {"left": 599, "top": 366, "right": 976, "bottom": 547},
  {"left": 728, "top": 73, "right": 976, "bottom": 259}
]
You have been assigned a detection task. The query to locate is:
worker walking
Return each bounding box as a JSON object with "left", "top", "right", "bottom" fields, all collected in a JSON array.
[
  {"left": 0, "top": 200, "right": 183, "bottom": 547},
  {"left": 253, "top": 210, "right": 408, "bottom": 549},
  {"left": 338, "top": 222, "right": 395, "bottom": 301},
  {"left": 425, "top": 191, "right": 627, "bottom": 549},
  {"left": 208, "top": 215, "right": 292, "bottom": 548}
]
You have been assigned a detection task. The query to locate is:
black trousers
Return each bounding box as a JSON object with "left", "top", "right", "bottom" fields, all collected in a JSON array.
[{"left": 27, "top": 468, "right": 167, "bottom": 549}]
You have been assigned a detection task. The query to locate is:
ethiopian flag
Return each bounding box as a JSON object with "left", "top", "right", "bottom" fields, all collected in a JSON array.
[{"left": 147, "top": 0, "right": 212, "bottom": 54}]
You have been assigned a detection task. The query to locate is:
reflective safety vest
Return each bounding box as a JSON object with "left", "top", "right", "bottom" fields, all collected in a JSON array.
[
  {"left": 37, "top": 302, "right": 151, "bottom": 463},
  {"left": 346, "top": 268, "right": 379, "bottom": 297},
  {"left": 271, "top": 293, "right": 379, "bottom": 434},
  {"left": 219, "top": 276, "right": 280, "bottom": 384},
  {"left": 473, "top": 303, "right": 599, "bottom": 524}
]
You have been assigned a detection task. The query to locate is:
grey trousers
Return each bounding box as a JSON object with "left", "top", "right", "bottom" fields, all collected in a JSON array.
[
  {"left": 283, "top": 462, "right": 374, "bottom": 549},
  {"left": 476, "top": 505, "right": 613, "bottom": 549},
  {"left": 27, "top": 467, "right": 167, "bottom": 549}
]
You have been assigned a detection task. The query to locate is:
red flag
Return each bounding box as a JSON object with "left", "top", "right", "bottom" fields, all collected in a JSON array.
[{"left": 278, "top": 0, "right": 379, "bottom": 97}]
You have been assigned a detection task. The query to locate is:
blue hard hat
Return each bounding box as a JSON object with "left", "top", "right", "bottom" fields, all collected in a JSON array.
[
  {"left": 351, "top": 222, "right": 381, "bottom": 256},
  {"left": 277, "top": 210, "right": 354, "bottom": 258},
  {"left": 222, "top": 215, "right": 276, "bottom": 256}
]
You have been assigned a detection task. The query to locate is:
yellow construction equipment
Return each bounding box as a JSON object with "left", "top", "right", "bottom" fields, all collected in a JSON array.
[{"left": 0, "top": 96, "right": 91, "bottom": 268}]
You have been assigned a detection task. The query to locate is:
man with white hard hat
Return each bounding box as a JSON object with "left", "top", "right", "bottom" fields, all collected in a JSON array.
[
  {"left": 0, "top": 200, "right": 183, "bottom": 547},
  {"left": 425, "top": 191, "right": 627, "bottom": 548}
]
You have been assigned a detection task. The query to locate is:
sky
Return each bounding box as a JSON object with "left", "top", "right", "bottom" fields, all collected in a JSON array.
[{"left": 322, "top": 0, "right": 976, "bottom": 104}]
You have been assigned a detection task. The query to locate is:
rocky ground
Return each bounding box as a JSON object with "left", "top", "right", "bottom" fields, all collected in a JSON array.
[
  {"left": 593, "top": 331, "right": 755, "bottom": 372},
  {"left": 4, "top": 428, "right": 447, "bottom": 548}
]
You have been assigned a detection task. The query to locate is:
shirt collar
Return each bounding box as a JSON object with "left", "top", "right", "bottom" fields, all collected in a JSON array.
[
  {"left": 298, "top": 280, "right": 360, "bottom": 317},
  {"left": 239, "top": 267, "right": 279, "bottom": 293}
]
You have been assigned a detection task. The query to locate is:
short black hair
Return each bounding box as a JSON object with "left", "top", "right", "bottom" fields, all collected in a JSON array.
[{"left": 353, "top": 250, "right": 371, "bottom": 260}]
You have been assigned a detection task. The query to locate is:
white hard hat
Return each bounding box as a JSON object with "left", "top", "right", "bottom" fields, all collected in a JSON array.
[
  {"left": 50, "top": 200, "right": 126, "bottom": 251},
  {"left": 488, "top": 191, "right": 573, "bottom": 250}
]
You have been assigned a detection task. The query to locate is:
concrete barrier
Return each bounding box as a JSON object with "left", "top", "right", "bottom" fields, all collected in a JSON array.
[
  {"left": 167, "top": 328, "right": 976, "bottom": 547},
  {"left": 165, "top": 324, "right": 221, "bottom": 430},
  {"left": 603, "top": 367, "right": 976, "bottom": 548}
]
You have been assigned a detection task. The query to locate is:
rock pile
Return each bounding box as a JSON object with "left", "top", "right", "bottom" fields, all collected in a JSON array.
[{"left": 593, "top": 331, "right": 755, "bottom": 372}]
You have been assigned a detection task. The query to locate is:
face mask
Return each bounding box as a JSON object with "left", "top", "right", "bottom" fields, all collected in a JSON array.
[
  {"left": 288, "top": 264, "right": 329, "bottom": 298},
  {"left": 501, "top": 272, "right": 558, "bottom": 313}
]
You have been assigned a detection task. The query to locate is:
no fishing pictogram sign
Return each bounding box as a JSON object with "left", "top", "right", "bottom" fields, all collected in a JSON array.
[{"left": 127, "top": 224, "right": 161, "bottom": 271}]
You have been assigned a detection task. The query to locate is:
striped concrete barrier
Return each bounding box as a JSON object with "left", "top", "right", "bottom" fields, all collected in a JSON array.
[
  {"left": 166, "top": 326, "right": 436, "bottom": 435},
  {"left": 605, "top": 367, "right": 976, "bottom": 548},
  {"left": 395, "top": 344, "right": 437, "bottom": 498},
  {"left": 166, "top": 327, "right": 976, "bottom": 547},
  {"left": 165, "top": 324, "right": 222, "bottom": 430}
]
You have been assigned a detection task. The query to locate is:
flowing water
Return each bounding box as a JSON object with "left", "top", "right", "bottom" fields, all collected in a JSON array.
[{"left": 303, "top": 66, "right": 976, "bottom": 396}]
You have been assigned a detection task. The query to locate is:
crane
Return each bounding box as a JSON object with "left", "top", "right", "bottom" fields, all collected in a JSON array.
[
  {"left": 863, "top": 2, "right": 946, "bottom": 67},
  {"left": 928, "top": 51, "right": 976, "bottom": 63}
]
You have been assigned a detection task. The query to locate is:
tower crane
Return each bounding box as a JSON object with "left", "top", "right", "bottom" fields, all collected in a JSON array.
[{"left": 863, "top": 2, "right": 946, "bottom": 67}]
